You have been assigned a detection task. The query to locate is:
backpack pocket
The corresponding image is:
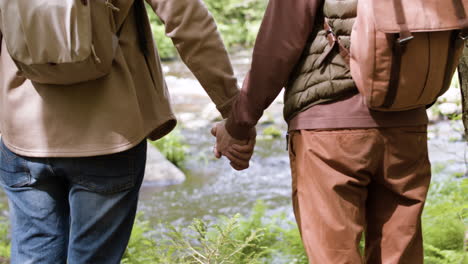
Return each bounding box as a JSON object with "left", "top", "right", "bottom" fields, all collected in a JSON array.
[
  {"left": 379, "top": 31, "right": 455, "bottom": 110},
  {"left": 0, "top": 0, "right": 119, "bottom": 85},
  {"left": 350, "top": 0, "right": 467, "bottom": 111}
]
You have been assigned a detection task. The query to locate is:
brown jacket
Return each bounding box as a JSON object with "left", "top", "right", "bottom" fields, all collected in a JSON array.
[{"left": 0, "top": 0, "right": 239, "bottom": 157}]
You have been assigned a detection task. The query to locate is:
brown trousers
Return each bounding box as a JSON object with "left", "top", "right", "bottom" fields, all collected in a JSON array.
[{"left": 288, "top": 126, "right": 431, "bottom": 264}]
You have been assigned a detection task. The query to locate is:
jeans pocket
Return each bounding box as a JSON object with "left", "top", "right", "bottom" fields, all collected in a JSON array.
[
  {"left": 72, "top": 141, "right": 146, "bottom": 195},
  {"left": 0, "top": 141, "right": 31, "bottom": 187}
]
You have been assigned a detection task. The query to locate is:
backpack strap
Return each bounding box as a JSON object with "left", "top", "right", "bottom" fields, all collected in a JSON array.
[
  {"left": 384, "top": 0, "right": 415, "bottom": 107},
  {"left": 392, "top": 0, "right": 413, "bottom": 44},
  {"left": 317, "top": 18, "right": 350, "bottom": 68},
  {"left": 324, "top": 19, "right": 350, "bottom": 65}
]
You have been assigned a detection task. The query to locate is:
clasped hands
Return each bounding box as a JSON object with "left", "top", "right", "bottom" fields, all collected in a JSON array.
[{"left": 211, "top": 121, "right": 256, "bottom": 171}]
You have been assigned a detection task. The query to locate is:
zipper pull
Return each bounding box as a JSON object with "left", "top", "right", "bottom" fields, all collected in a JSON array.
[
  {"left": 91, "top": 45, "right": 101, "bottom": 64},
  {"left": 105, "top": 0, "right": 120, "bottom": 12}
]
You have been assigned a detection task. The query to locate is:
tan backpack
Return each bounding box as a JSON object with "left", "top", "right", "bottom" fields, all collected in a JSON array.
[
  {"left": 0, "top": 0, "right": 120, "bottom": 85},
  {"left": 348, "top": 0, "right": 468, "bottom": 111}
]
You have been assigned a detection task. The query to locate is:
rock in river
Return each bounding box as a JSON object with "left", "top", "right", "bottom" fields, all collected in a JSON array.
[{"left": 144, "top": 142, "right": 186, "bottom": 186}]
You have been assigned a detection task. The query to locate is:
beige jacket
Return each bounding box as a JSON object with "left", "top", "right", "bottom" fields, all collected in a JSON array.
[{"left": 0, "top": 0, "right": 239, "bottom": 157}]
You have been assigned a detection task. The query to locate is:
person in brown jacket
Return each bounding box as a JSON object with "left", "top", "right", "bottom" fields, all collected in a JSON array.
[
  {"left": 0, "top": 0, "right": 241, "bottom": 263},
  {"left": 213, "top": 0, "right": 432, "bottom": 263}
]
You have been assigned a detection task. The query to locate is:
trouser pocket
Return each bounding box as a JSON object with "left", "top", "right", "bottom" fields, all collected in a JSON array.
[
  {"left": 71, "top": 140, "right": 147, "bottom": 194},
  {"left": 0, "top": 140, "right": 31, "bottom": 188}
]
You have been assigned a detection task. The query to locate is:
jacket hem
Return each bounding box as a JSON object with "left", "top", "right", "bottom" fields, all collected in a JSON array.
[{"left": 1, "top": 115, "right": 178, "bottom": 158}]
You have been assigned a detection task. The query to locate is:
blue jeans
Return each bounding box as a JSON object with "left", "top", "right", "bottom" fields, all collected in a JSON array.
[{"left": 0, "top": 140, "right": 147, "bottom": 264}]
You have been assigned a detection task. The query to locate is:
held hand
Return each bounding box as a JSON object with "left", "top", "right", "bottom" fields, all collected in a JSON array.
[{"left": 211, "top": 122, "right": 256, "bottom": 171}]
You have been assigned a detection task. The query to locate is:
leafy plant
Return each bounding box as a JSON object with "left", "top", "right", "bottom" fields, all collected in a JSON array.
[
  {"left": 422, "top": 178, "right": 468, "bottom": 263},
  {"left": 122, "top": 201, "right": 305, "bottom": 264},
  {"left": 0, "top": 216, "right": 10, "bottom": 263},
  {"left": 163, "top": 215, "right": 266, "bottom": 263},
  {"left": 122, "top": 214, "right": 159, "bottom": 264}
]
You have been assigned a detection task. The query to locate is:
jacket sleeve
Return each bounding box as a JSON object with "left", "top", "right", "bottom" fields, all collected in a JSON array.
[
  {"left": 145, "top": 0, "right": 239, "bottom": 118},
  {"left": 225, "top": 0, "right": 320, "bottom": 139}
]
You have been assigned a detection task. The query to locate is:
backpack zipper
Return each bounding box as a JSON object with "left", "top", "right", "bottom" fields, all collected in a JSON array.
[
  {"left": 105, "top": 0, "right": 120, "bottom": 12},
  {"left": 91, "top": 45, "right": 101, "bottom": 64}
]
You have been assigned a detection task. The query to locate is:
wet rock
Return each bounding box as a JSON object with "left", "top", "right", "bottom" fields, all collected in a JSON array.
[
  {"left": 165, "top": 76, "right": 204, "bottom": 96},
  {"left": 201, "top": 104, "right": 222, "bottom": 122},
  {"left": 438, "top": 103, "right": 461, "bottom": 116},
  {"left": 144, "top": 142, "right": 186, "bottom": 186},
  {"left": 184, "top": 119, "right": 210, "bottom": 130},
  {"left": 177, "top": 113, "right": 197, "bottom": 123},
  {"left": 439, "top": 88, "right": 462, "bottom": 104},
  {"left": 427, "top": 109, "right": 441, "bottom": 123}
]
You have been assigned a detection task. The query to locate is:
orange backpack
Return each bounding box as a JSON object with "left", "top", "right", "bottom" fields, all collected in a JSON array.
[{"left": 347, "top": 0, "right": 467, "bottom": 111}]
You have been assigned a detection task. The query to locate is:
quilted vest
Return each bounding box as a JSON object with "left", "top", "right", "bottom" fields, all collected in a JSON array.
[{"left": 284, "top": 0, "right": 358, "bottom": 121}]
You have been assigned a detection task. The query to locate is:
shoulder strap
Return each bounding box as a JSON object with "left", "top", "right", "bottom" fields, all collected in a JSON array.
[{"left": 320, "top": 18, "right": 350, "bottom": 67}]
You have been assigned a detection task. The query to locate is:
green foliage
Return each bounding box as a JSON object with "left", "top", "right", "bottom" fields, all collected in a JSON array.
[
  {"left": 424, "top": 244, "right": 467, "bottom": 264},
  {"left": 0, "top": 216, "right": 10, "bottom": 263},
  {"left": 146, "top": 0, "right": 267, "bottom": 60},
  {"left": 122, "top": 201, "right": 306, "bottom": 264},
  {"left": 122, "top": 214, "right": 159, "bottom": 264},
  {"left": 1, "top": 174, "right": 466, "bottom": 264},
  {"left": 449, "top": 113, "right": 463, "bottom": 121},
  {"left": 120, "top": 177, "right": 468, "bottom": 264},
  {"left": 163, "top": 215, "right": 266, "bottom": 263},
  {"left": 269, "top": 219, "right": 308, "bottom": 264},
  {"left": 146, "top": 11, "right": 178, "bottom": 60},
  {"left": 262, "top": 126, "right": 282, "bottom": 139},
  {"left": 204, "top": 0, "right": 266, "bottom": 48},
  {"left": 150, "top": 128, "right": 188, "bottom": 168},
  {"left": 422, "top": 178, "right": 468, "bottom": 263}
]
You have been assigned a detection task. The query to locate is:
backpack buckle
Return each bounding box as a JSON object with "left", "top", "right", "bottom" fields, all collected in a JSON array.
[
  {"left": 459, "top": 32, "right": 468, "bottom": 40},
  {"left": 397, "top": 36, "right": 414, "bottom": 45}
]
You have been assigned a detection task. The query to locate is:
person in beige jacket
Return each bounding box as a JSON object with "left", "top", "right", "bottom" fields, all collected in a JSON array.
[{"left": 0, "top": 1, "right": 243, "bottom": 263}]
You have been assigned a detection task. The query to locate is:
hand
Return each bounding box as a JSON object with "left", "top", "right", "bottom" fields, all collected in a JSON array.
[{"left": 211, "top": 122, "right": 256, "bottom": 171}]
